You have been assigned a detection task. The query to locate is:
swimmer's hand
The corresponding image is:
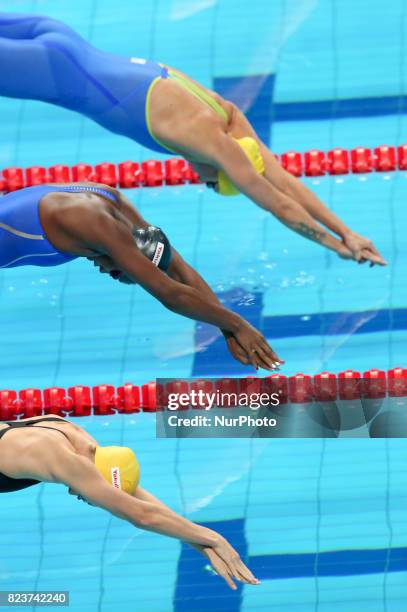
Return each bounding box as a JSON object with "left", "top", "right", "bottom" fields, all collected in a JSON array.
[
  {"left": 231, "top": 322, "right": 283, "bottom": 371},
  {"left": 342, "top": 232, "right": 387, "bottom": 266},
  {"left": 224, "top": 334, "right": 251, "bottom": 366},
  {"left": 222, "top": 332, "right": 280, "bottom": 371},
  {"left": 191, "top": 543, "right": 260, "bottom": 590}
]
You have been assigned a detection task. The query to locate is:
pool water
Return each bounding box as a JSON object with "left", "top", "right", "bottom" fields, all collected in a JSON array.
[{"left": 0, "top": 1, "right": 406, "bottom": 610}]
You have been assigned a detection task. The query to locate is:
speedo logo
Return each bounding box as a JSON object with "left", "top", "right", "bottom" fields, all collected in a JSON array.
[
  {"left": 152, "top": 242, "right": 164, "bottom": 266},
  {"left": 111, "top": 467, "right": 121, "bottom": 489}
]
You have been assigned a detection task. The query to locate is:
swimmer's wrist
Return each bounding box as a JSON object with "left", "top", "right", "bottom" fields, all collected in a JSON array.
[
  {"left": 328, "top": 238, "right": 346, "bottom": 254},
  {"left": 188, "top": 526, "right": 220, "bottom": 548},
  {"left": 202, "top": 528, "right": 222, "bottom": 548},
  {"left": 342, "top": 228, "right": 356, "bottom": 240},
  {"left": 228, "top": 315, "right": 245, "bottom": 335},
  {"left": 319, "top": 231, "right": 347, "bottom": 253},
  {"left": 337, "top": 226, "right": 353, "bottom": 240}
]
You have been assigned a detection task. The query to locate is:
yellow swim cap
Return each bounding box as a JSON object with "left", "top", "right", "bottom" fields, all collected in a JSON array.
[
  {"left": 94, "top": 446, "right": 139, "bottom": 495},
  {"left": 218, "top": 137, "right": 265, "bottom": 196}
]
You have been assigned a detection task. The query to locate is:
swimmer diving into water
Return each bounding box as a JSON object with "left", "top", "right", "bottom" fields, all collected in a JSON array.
[
  {"left": 0, "top": 12, "right": 385, "bottom": 267},
  {"left": 0, "top": 182, "right": 281, "bottom": 371},
  {"left": 0, "top": 414, "right": 256, "bottom": 590}
]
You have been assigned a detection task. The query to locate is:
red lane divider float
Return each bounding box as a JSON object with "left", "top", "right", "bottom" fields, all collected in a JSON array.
[
  {"left": 0, "top": 368, "right": 405, "bottom": 419},
  {"left": 0, "top": 159, "right": 201, "bottom": 193},
  {"left": 1, "top": 145, "right": 407, "bottom": 192}
]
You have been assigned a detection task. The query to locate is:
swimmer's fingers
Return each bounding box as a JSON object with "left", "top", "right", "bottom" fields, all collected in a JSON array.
[
  {"left": 219, "top": 556, "right": 258, "bottom": 586},
  {"left": 365, "top": 250, "right": 387, "bottom": 266},
  {"left": 342, "top": 246, "right": 386, "bottom": 266},
  {"left": 217, "top": 567, "right": 238, "bottom": 590},
  {"left": 203, "top": 548, "right": 238, "bottom": 590},
  {"left": 235, "top": 335, "right": 283, "bottom": 371},
  {"left": 214, "top": 540, "right": 260, "bottom": 585},
  {"left": 226, "top": 555, "right": 260, "bottom": 586},
  {"left": 251, "top": 346, "right": 277, "bottom": 371},
  {"left": 244, "top": 344, "right": 263, "bottom": 370},
  {"left": 233, "top": 559, "right": 260, "bottom": 585},
  {"left": 234, "top": 331, "right": 260, "bottom": 369},
  {"left": 225, "top": 337, "right": 250, "bottom": 366},
  {"left": 345, "top": 233, "right": 387, "bottom": 265},
  {"left": 221, "top": 570, "right": 238, "bottom": 590},
  {"left": 358, "top": 249, "right": 387, "bottom": 266},
  {"left": 260, "top": 339, "right": 283, "bottom": 365},
  {"left": 234, "top": 324, "right": 284, "bottom": 370},
  {"left": 252, "top": 340, "right": 284, "bottom": 371}
]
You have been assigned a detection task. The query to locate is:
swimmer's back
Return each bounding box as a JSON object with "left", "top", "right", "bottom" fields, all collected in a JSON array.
[{"left": 0, "top": 184, "right": 117, "bottom": 269}]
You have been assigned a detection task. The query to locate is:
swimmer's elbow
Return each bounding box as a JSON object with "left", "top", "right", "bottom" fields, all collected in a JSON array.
[
  {"left": 136, "top": 508, "right": 160, "bottom": 530},
  {"left": 239, "top": 171, "right": 262, "bottom": 193},
  {"left": 268, "top": 191, "right": 298, "bottom": 219},
  {"left": 126, "top": 501, "right": 158, "bottom": 530},
  {"left": 128, "top": 505, "right": 151, "bottom": 529},
  {"left": 163, "top": 285, "right": 205, "bottom": 316},
  {"left": 159, "top": 285, "right": 191, "bottom": 312}
]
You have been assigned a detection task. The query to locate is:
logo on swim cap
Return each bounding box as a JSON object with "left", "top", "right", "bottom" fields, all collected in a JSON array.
[
  {"left": 111, "top": 467, "right": 121, "bottom": 489},
  {"left": 152, "top": 242, "right": 164, "bottom": 267}
]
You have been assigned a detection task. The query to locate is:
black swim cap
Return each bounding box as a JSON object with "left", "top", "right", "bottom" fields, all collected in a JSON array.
[{"left": 133, "top": 226, "right": 172, "bottom": 271}]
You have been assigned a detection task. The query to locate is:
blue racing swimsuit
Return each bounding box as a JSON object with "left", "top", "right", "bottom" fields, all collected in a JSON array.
[
  {"left": 0, "top": 13, "right": 171, "bottom": 154},
  {"left": 0, "top": 185, "right": 117, "bottom": 269}
]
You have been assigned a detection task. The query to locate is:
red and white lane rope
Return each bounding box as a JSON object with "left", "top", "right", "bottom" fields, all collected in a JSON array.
[
  {"left": 0, "top": 368, "right": 405, "bottom": 418},
  {"left": 1, "top": 145, "right": 406, "bottom": 193}
]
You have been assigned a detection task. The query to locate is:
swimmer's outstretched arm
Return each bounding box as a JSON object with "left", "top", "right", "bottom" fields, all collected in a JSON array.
[
  {"left": 161, "top": 117, "right": 385, "bottom": 266},
  {"left": 225, "top": 106, "right": 387, "bottom": 266},
  {"left": 163, "top": 121, "right": 350, "bottom": 249},
  {"left": 30, "top": 443, "right": 217, "bottom": 546},
  {"left": 99, "top": 193, "right": 279, "bottom": 369},
  {"left": 133, "top": 486, "right": 259, "bottom": 590},
  {"left": 39, "top": 444, "right": 259, "bottom": 588},
  {"left": 59, "top": 203, "right": 281, "bottom": 370},
  {"left": 213, "top": 136, "right": 387, "bottom": 265}
]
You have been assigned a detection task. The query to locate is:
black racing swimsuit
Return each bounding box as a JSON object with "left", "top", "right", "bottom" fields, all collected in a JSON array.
[{"left": 0, "top": 417, "right": 70, "bottom": 493}]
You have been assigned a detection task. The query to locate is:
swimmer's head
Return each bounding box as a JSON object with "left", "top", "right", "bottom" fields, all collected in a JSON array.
[
  {"left": 113, "top": 225, "right": 173, "bottom": 283},
  {"left": 94, "top": 445, "right": 140, "bottom": 495},
  {"left": 68, "top": 446, "right": 140, "bottom": 503},
  {"left": 190, "top": 163, "right": 218, "bottom": 190},
  {"left": 217, "top": 137, "right": 265, "bottom": 196},
  {"left": 89, "top": 255, "right": 118, "bottom": 276},
  {"left": 88, "top": 225, "right": 173, "bottom": 284},
  {"left": 133, "top": 225, "right": 173, "bottom": 272}
]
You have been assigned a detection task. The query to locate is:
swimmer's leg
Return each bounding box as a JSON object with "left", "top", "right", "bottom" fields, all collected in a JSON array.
[
  {"left": 0, "top": 13, "right": 89, "bottom": 102},
  {"left": 0, "top": 36, "right": 55, "bottom": 100},
  {"left": 0, "top": 13, "right": 67, "bottom": 101},
  {"left": 0, "top": 12, "right": 80, "bottom": 40}
]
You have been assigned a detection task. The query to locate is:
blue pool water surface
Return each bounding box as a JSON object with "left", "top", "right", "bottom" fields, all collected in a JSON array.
[{"left": 0, "top": 1, "right": 406, "bottom": 610}]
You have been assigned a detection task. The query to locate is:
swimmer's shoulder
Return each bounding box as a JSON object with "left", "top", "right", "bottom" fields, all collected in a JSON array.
[
  {"left": 41, "top": 182, "right": 119, "bottom": 212},
  {"left": 39, "top": 186, "right": 116, "bottom": 247},
  {"left": 41, "top": 182, "right": 143, "bottom": 233}
]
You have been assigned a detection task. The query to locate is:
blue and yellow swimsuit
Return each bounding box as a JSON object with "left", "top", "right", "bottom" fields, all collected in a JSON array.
[
  {"left": 0, "top": 13, "right": 228, "bottom": 154},
  {"left": 0, "top": 185, "right": 117, "bottom": 269}
]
